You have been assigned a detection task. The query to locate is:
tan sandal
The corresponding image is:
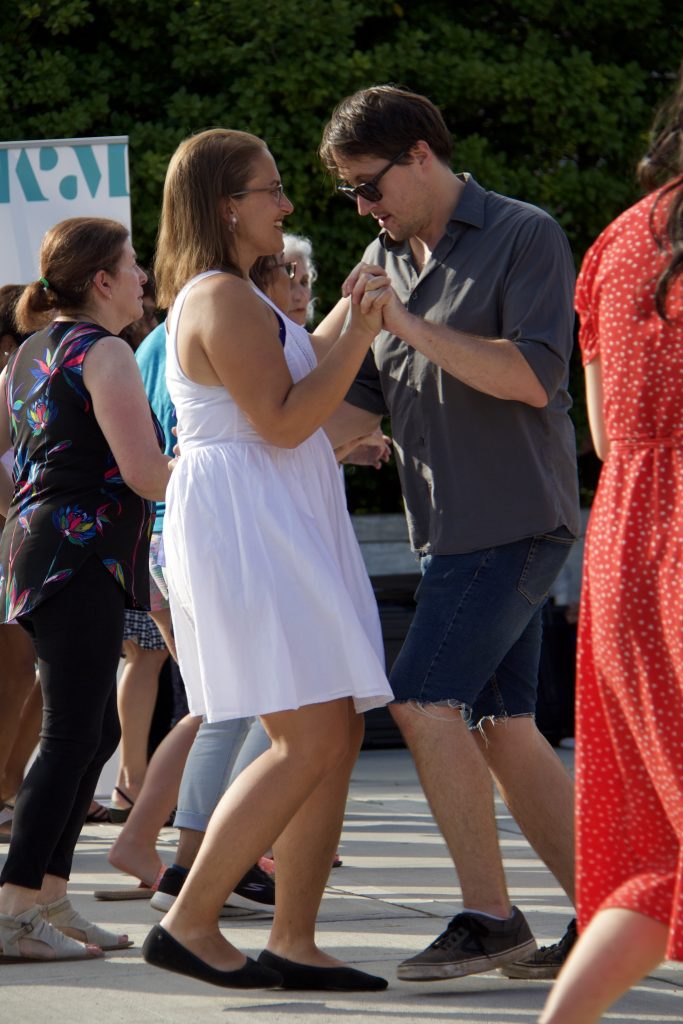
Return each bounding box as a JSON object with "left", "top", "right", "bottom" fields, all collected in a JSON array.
[
  {"left": 0, "top": 905, "right": 104, "bottom": 962},
  {"left": 40, "top": 896, "right": 133, "bottom": 950}
]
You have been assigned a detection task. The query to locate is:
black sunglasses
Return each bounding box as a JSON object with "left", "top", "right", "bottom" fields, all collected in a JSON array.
[{"left": 336, "top": 150, "right": 408, "bottom": 204}]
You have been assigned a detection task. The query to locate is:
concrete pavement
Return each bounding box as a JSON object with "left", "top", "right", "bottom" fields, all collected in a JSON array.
[{"left": 1, "top": 745, "right": 682, "bottom": 1023}]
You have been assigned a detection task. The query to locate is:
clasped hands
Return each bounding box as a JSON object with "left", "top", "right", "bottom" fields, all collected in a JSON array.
[{"left": 343, "top": 262, "right": 404, "bottom": 336}]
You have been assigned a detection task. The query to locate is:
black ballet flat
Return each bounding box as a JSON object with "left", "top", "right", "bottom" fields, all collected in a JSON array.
[
  {"left": 142, "top": 924, "right": 282, "bottom": 989},
  {"left": 257, "top": 949, "right": 388, "bottom": 991}
]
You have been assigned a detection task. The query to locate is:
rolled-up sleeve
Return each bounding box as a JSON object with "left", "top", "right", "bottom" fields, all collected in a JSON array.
[
  {"left": 345, "top": 346, "right": 388, "bottom": 415},
  {"left": 502, "top": 215, "right": 576, "bottom": 401}
]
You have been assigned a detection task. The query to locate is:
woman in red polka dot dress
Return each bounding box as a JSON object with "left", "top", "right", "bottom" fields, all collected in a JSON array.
[{"left": 540, "top": 73, "right": 683, "bottom": 1024}]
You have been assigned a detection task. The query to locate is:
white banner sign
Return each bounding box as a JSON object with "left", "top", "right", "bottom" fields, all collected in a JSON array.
[{"left": 0, "top": 136, "right": 131, "bottom": 286}]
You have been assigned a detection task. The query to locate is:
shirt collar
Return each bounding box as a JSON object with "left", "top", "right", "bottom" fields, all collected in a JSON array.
[{"left": 446, "top": 173, "right": 485, "bottom": 231}]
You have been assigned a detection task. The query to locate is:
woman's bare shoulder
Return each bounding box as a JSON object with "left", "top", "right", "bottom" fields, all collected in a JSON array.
[
  {"left": 188, "top": 273, "right": 275, "bottom": 336},
  {"left": 187, "top": 271, "right": 255, "bottom": 304}
]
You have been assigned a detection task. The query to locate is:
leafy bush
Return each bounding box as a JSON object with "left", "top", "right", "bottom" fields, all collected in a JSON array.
[{"left": 2, "top": 0, "right": 681, "bottom": 507}]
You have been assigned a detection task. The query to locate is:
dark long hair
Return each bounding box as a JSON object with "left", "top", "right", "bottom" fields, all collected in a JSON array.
[{"left": 637, "top": 67, "right": 683, "bottom": 320}]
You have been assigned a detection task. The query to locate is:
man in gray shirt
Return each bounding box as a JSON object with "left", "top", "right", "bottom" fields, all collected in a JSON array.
[{"left": 320, "top": 85, "right": 579, "bottom": 982}]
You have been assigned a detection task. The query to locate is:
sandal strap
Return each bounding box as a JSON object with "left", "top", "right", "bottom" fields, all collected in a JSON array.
[
  {"left": 0, "top": 905, "right": 92, "bottom": 960},
  {"left": 113, "top": 786, "right": 135, "bottom": 808},
  {"left": 41, "top": 896, "right": 129, "bottom": 950},
  {"left": 0, "top": 906, "right": 41, "bottom": 958}
]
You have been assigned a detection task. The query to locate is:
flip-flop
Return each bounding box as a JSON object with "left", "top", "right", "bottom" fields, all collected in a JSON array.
[
  {"left": 93, "top": 865, "right": 165, "bottom": 902},
  {"left": 108, "top": 786, "right": 134, "bottom": 824}
]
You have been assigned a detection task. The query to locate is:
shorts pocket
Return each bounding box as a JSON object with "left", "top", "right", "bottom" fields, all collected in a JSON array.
[{"left": 517, "top": 529, "right": 574, "bottom": 605}]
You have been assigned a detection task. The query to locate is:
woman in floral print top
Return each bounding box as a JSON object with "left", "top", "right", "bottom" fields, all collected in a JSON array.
[
  {"left": 0, "top": 317, "right": 159, "bottom": 619},
  {"left": 0, "top": 217, "right": 172, "bottom": 964}
]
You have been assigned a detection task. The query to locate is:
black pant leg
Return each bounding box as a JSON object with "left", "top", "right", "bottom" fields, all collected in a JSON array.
[{"left": 0, "top": 556, "right": 125, "bottom": 889}]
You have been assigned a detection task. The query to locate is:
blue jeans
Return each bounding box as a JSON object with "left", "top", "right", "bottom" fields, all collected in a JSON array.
[{"left": 389, "top": 527, "right": 574, "bottom": 727}]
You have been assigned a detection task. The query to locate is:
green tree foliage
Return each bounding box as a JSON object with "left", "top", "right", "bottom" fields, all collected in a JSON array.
[{"left": 2, "top": 1, "right": 682, "bottom": 508}]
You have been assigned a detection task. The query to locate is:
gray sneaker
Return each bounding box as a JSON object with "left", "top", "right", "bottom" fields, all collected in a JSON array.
[
  {"left": 397, "top": 907, "right": 537, "bottom": 981},
  {"left": 499, "top": 917, "right": 577, "bottom": 979}
]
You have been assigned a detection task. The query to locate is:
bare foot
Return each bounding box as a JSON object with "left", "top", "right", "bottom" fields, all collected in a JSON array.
[{"left": 108, "top": 833, "right": 164, "bottom": 889}]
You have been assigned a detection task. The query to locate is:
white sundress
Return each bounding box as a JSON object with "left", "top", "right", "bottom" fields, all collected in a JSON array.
[{"left": 163, "top": 270, "right": 393, "bottom": 722}]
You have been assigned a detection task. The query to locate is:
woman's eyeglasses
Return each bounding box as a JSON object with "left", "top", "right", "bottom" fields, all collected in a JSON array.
[
  {"left": 336, "top": 150, "right": 407, "bottom": 204},
  {"left": 230, "top": 184, "right": 287, "bottom": 204}
]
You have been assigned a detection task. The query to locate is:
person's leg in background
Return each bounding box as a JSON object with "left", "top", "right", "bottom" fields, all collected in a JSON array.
[
  {"left": 151, "top": 716, "right": 274, "bottom": 913},
  {"left": 110, "top": 611, "right": 169, "bottom": 819},
  {"left": 106, "top": 712, "right": 201, "bottom": 888},
  {"left": 149, "top": 607, "right": 176, "bottom": 663}
]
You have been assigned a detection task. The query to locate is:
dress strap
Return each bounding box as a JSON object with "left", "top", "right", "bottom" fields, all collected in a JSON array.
[
  {"left": 166, "top": 271, "right": 224, "bottom": 380},
  {"left": 167, "top": 271, "right": 224, "bottom": 345},
  {"left": 250, "top": 284, "right": 286, "bottom": 347}
]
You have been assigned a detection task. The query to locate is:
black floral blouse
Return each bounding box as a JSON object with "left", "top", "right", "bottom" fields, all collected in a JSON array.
[{"left": 0, "top": 319, "right": 162, "bottom": 621}]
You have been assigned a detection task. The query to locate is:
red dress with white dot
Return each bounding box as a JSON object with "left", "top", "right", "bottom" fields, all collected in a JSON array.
[{"left": 575, "top": 184, "right": 683, "bottom": 960}]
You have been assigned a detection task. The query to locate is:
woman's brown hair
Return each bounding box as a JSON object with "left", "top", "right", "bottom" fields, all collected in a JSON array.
[
  {"left": 154, "top": 128, "right": 267, "bottom": 309},
  {"left": 15, "top": 217, "right": 129, "bottom": 333},
  {"left": 638, "top": 66, "right": 683, "bottom": 320}
]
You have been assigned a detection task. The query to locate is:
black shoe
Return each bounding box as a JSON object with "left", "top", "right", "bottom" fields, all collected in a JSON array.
[
  {"left": 397, "top": 907, "right": 537, "bottom": 981},
  {"left": 150, "top": 866, "right": 185, "bottom": 913},
  {"left": 151, "top": 864, "right": 275, "bottom": 915},
  {"left": 258, "top": 949, "right": 388, "bottom": 991},
  {"left": 142, "top": 924, "right": 282, "bottom": 989},
  {"left": 227, "top": 865, "right": 275, "bottom": 912},
  {"left": 500, "top": 918, "right": 578, "bottom": 979}
]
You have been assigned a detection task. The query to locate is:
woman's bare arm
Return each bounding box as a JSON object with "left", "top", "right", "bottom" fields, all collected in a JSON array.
[
  {"left": 187, "top": 272, "right": 390, "bottom": 449},
  {"left": 83, "top": 337, "right": 173, "bottom": 501},
  {"left": 585, "top": 357, "right": 609, "bottom": 460}
]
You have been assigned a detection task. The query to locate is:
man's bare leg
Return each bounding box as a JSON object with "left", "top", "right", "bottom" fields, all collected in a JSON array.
[
  {"left": 391, "top": 701, "right": 510, "bottom": 915},
  {"left": 475, "top": 716, "right": 575, "bottom": 902}
]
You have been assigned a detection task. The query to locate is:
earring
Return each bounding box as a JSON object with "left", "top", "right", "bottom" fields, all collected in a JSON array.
[{"left": 230, "top": 215, "right": 238, "bottom": 230}]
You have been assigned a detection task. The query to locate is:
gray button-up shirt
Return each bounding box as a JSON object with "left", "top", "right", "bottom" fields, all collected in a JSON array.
[{"left": 347, "top": 174, "right": 581, "bottom": 556}]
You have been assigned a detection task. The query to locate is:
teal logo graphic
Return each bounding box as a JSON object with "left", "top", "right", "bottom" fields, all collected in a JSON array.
[{"left": 0, "top": 143, "right": 128, "bottom": 203}]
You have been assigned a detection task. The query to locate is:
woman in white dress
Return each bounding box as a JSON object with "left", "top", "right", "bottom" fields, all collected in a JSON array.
[{"left": 142, "top": 128, "right": 394, "bottom": 991}]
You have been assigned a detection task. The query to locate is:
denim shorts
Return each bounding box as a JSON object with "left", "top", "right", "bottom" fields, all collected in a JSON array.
[{"left": 389, "top": 526, "right": 574, "bottom": 727}]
